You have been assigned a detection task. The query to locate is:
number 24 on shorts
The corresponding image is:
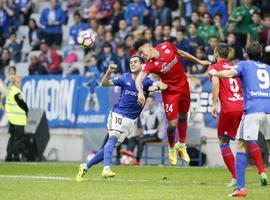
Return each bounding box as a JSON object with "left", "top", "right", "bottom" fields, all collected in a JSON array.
[{"left": 165, "top": 104, "right": 173, "bottom": 113}]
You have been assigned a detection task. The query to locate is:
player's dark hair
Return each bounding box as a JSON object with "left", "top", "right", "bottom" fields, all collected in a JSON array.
[
  {"left": 215, "top": 43, "right": 229, "bottom": 59},
  {"left": 133, "top": 38, "right": 150, "bottom": 51},
  {"left": 130, "top": 55, "right": 145, "bottom": 64},
  {"left": 246, "top": 42, "right": 262, "bottom": 60}
]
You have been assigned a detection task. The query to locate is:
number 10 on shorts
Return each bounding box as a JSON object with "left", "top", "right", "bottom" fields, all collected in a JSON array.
[{"left": 165, "top": 104, "right": 173, "bottom": 113}]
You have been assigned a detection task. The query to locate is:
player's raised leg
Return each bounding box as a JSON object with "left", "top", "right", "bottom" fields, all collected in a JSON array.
[
  {"left": 175, "top": 112, "right": 190, "bottom": 163},
  {"left": 76, "top": 148, "right": 105, "bottom": 182},
  {"left": 167, "top": 122, "right": 177, "bottom": 165}
]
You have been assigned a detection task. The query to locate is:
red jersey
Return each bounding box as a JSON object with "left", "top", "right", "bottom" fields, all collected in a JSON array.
[
  {"left": 142, "top": 42, "right": 188, "bottom": 92},
  {"left": 208, "top": 59, "right": 244, "bottom": 113}
]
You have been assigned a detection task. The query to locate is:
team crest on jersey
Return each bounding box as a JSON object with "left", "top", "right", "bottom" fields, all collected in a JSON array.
[
  {"left": 154, "top": 61, "right": 159, "bottom": 66},
  {"left": 164, "top": 49, "right": 170, "bottom": 54}
]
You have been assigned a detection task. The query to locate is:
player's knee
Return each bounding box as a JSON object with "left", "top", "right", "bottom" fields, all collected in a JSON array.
[
  {"left": 168, "top": 120, "right": 177, "bottom": 128},
  {"left": 219, "top": 138, "right": 230, "bottom": 145},
  {"left": 109, "top": 131, "right": 120, "bottom": 138},
  {"left": 178, "top": 112, "right": 188, "bottom": 119},
  {"left": 236, "top": 140, "right": 248, "bottom": 152}
]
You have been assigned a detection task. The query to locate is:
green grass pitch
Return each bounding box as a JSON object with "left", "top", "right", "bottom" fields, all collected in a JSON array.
[{"left": 0, "top": 163, "right": 269, "bottom": 200}]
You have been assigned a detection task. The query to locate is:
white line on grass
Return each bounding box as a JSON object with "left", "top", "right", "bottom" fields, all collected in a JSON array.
[{"left": 0, "top": 174, "right": 260, "bottom": 187}]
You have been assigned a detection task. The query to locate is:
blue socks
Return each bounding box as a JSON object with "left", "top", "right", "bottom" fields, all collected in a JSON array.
[
  {"left": 86, "top": 149, "right": 104, "bottom": 169},
  {"left": 236, "top": 152, "right": 247, "bottom": 189},
  {"left": 104, "top": 135, "right": 118, "bottom": 166}
]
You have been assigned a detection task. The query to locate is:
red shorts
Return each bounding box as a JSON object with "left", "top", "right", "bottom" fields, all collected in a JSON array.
[
  {"left": 162, "top": 84, "right": 190, "bottom": 121},
  {"left": 218, "top": 110, "right": 243, "bottom": 139}
]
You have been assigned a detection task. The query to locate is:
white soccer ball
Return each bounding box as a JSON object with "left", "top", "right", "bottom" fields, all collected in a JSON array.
[
  {"left": 120, "top": 155, "right": 133, "bottom": 166},
  {"left": 77, "top": 29, "right": 96, "bottom": 48}
]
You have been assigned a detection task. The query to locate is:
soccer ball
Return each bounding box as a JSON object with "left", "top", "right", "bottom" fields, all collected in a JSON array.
[
  {"left": 77, "top": 30, "right": 96, "bottom": 48},
  {"left": 120, "top": 155, "right": 133, "bottom": 166}
]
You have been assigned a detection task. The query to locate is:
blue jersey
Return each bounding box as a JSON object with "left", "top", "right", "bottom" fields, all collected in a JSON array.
[
  {"left": 111, "top": 73, "right": 154, "bottom": 119},
  {"left": 234, "top": 60, "right": 270, "bottom": 114}
]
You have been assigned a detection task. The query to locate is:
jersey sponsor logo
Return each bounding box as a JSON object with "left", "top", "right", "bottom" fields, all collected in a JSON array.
[
  {"left": 124, "top": 90, "right": 138, "bottom": 96},
  {"left": 164, "top": 49, "right": 170, "bottom": 54},
  {"left": 223, "top": 63, "right": 233, "bottom": 69},
  {"left": 161, "top": 45, "right": 167, "bottom": 49},
  {"left": 160, "top": 57, "right": 177, "bottom": 73}
]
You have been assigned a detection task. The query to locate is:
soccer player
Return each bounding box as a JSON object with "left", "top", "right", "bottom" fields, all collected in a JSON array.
[
  {"left": 76, "top": 55, "right": 167, "bottom": 181},
  {"left": 134, "top": 38, "right": 210, "bottom": 165},
  {"left": 208, "top": 43, "right": 267, "bottom": 188},
  {"left": 209, "top": 42, "right": 270, "bottom": 197}
]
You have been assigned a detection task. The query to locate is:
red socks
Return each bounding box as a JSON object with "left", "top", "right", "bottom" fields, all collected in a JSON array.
[
  {"left": 248, "top": 141, "right": 265, "bottom": 174},
  {"left": 220, "top": 144, "right": 236, "bottom": 179},
  {"left": 167, "top": 127, "right": 176, "bottom": 147},
  {"left": 177, "top": 116, "right": 187, "bottom": 143}
]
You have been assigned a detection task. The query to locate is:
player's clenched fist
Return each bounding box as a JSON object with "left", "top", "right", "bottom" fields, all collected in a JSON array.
[
  {"left": 137, "top": 91, "right": 146, "bottom": 106},
  {"left": 108, "top": 64, "right": 117, "bottom": 73}
]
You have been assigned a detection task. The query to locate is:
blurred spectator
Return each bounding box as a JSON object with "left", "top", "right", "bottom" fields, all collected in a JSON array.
[
  {"left": 110, "top": 0, "right": 124, "bottom": 34},
  {"left": 149, "top": 0, "right": 171, "bottom": 28},
  {"left": 67, "top": 0, "right": 82, "bottom": 14},
  {"left": 6, "top": 0, "right": 21, "bottom": 31},
  {"left": 189, "top": 46, "right": 207, "bottom": 74},
  {"left": 105, "top": 31, "right": 117, "bottom": 53},
  {"left": 7, "top": 32, "right": 22, "bottom": 62},
  {"left": 82, "top": 0, "right": 98, "bottom": 21},
  {"left": 198, "top": 12, "right": 219, "bottom": 45},
  {"left": 96, "top": 0, "right": 114, "bottom": 25},
  {"left": 130, "top": 15, "right": 144, "bottom": 32},
  {"left": 28, "top": 55, "right": 47, "bottom": 75},
  {"left": 226, "top": 32, "right": 243, "bottom": 60},
  {"left": 206, "top": 0, "right": 228, "bottom": 27},
  {"left": 39, "top": 41, "right": 62, "bottom": 74},
  {"left": 152, "top": 25, "right": 164, "bottom": 46},
  {"left": 143, "top": 28, "right": 153, "bottom": 43},
  {"left": 171, "top": 16, "right": 186, "bottom": 38},
  {"left": 260, "top": 15, "right": 270, "bottom": 64},
  {"left": 84, "top": 55, "right": 101, "bottom": 112},
  {"left": 124, "top": 0, "right": 148, "bottom": 26},
  {"left": 229, "top": 0, "right": 258, "bottom": 48},
  {"left": 91, "top": 24, "right": 105, "bottom": 56},
  {"left": 28, "top": 19, "right": 44, "bottom": 51},
  {"left": 97, "top": 42, "right": 118, "bottom": 74},
  {"left": 115, "top": 19, "right": 130, "bottom": 44},
  {"left": 40, "top": 0, "right": 66, "bottom": 48},
  {"left": 174, "top": 29, "right": 191, "bottom": 70},
  {"left": 163, "top": 25, "right": 175, "bottom": 43},
  {"left": 0, "top": 48, "right": 12, "bottom": 75},
  {"left": 206, "top": 35, "right": 218, "bottom": 62},
  {"left": 213, "top": 13, "right": 225, "bottom": 41},
  {"left": 247, "top": 12, "right": 263, "bottom": 44},
  {"left": 124, "top": 34, "right": 135, "bottom": 56},
  {"left": 116, "top": 45, "right": 129, "bottom": 74},
  {"left": 69, "top": 11, "right": 88, "bottom": 45},
  {"left": 88, "top": 18, "right": 99, "bottom": 34},
  {"left": 190, "top": 11, "right": 201, "bottom": 26},
  {"left": 188, "top": 23, "right": 205, "bottom": 55},
  {"left": 198, "top": 2, "right": 208, "bottom": 16},
  {"left": 129, "top": 95, "right": 163, "bottom": 165},
  {"left": 14, "top": 0, "right": 32, "bottom": 25},
  {"left": 0, "top": 0, "right": 14, "bottom": 46}
]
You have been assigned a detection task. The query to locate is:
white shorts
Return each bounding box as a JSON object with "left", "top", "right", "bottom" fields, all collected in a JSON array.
[
  {"left": 236, "top": 113, "right": 270, "bottom": 141},
  {"left": 107, "top": 112, "right": 137, "bottom": 144}
]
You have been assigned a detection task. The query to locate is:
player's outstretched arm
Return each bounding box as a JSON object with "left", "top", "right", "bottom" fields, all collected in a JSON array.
[
  {"left": 209, "top": 69, "right": 237, "bottom": 78},
  {"left": 135, "top": 71, "right": 148, "bottom": 106},
  {"left": 211, "top": 76, "right": 219, "bottom": 118},
  {"left": 177, "top": 50, "right": 211, "bottom": 66},
  {"left": 148, "top": 82, "right": 168, "bottom": 92},
  {"left": 101, "top": 64, "right": 117, "bottom": 86}
]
